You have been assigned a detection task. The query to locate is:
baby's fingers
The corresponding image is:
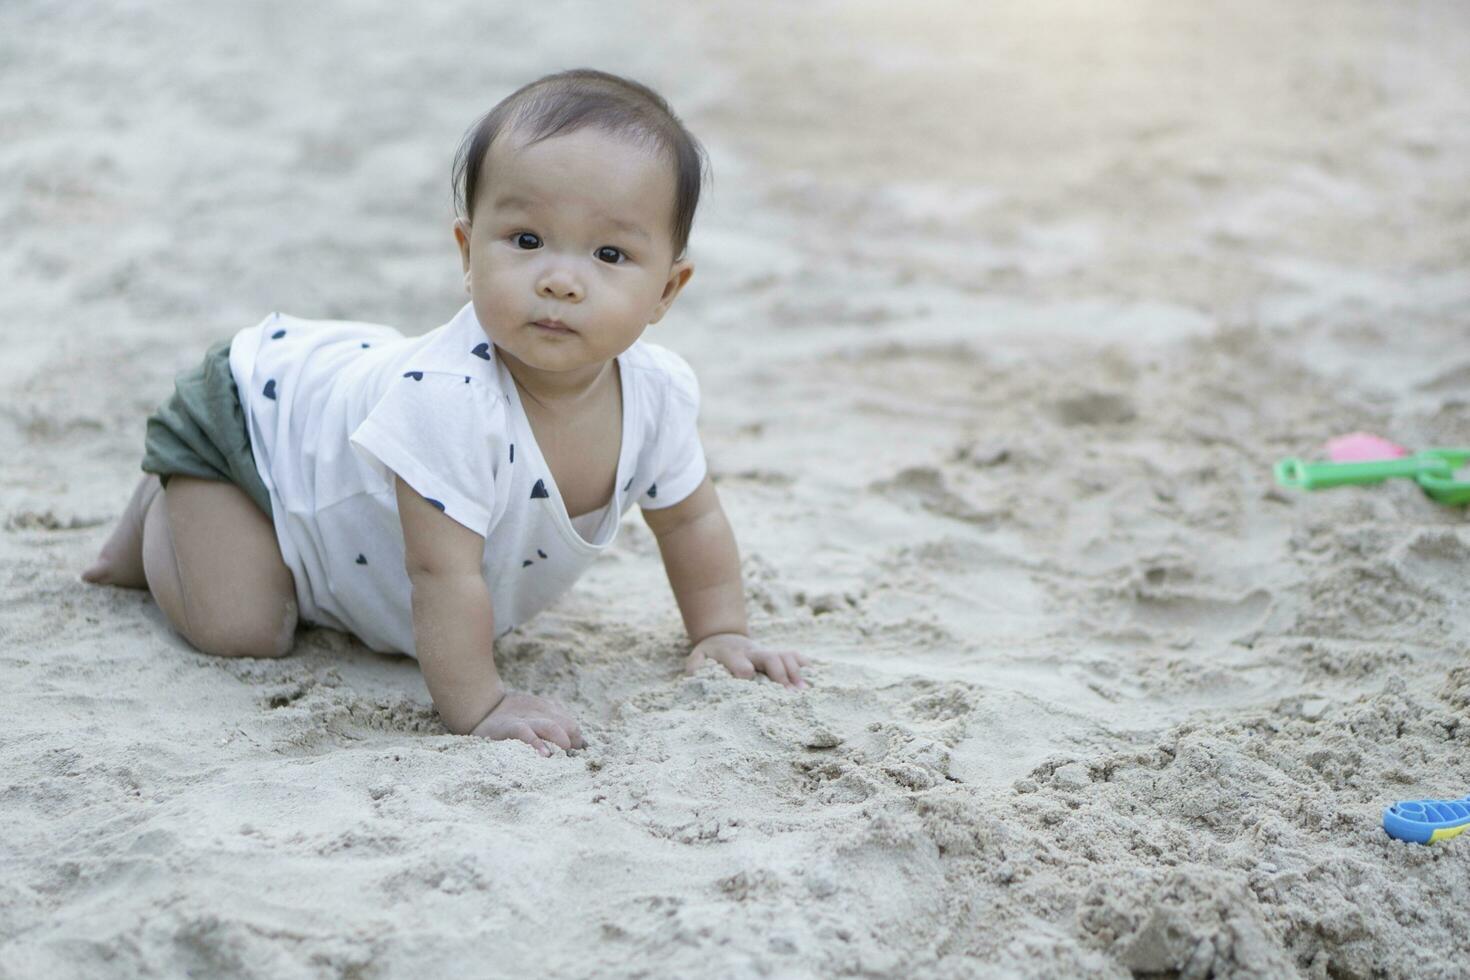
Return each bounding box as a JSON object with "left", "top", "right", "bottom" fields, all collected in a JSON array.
[
  {"left": 720, "top": 651, "right": 756, "bottom": 680},
  {"left": 782, "top": 651, "right": 808, "bottom": 689},
  {"left": 757, "top": 652, "right": 792, "bottom": 687},
  {"left": 530, "top": 718, "right": 574, "bottom": 754},
  {"left": 507, "top": 721, "right": 551, "bottom": 757}
]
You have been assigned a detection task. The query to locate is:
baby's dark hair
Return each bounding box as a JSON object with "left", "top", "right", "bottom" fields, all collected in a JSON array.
[{"left": 452, "top": 69, "right": 710, "bottom": 261}]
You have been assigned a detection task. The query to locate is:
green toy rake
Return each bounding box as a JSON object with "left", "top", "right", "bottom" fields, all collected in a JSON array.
[{"left": 1274, "top": 449, "right": 1470, "bottom": 505}]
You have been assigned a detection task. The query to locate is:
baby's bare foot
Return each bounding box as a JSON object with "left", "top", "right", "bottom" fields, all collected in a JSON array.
[{"left": 81, "top": 474, "right": 163, "bottom": 589}]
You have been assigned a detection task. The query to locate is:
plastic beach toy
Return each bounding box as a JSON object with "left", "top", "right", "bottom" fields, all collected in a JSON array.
[
  {"left": 1324, "top": 432, "right": 1409, "bottom": 463},
  {"left": 1383, "top": 794, "right": 1470, "bottom": 844},
  {"left": 1274, "top": 448, "right": 1470, "bottom": 505}
]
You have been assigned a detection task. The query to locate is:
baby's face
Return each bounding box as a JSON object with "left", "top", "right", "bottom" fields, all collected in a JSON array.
[{"left": 454, "top": 126, "right": 693, "bottom": 386}]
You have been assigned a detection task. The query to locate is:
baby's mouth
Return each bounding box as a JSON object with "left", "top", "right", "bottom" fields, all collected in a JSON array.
[{"left": 532, "top": 319, "right": 576, "bottom": 334}]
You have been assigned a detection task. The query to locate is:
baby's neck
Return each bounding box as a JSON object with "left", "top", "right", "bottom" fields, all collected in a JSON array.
[{"left": 500, "top": 349, "right": 617, "bottom": 415}]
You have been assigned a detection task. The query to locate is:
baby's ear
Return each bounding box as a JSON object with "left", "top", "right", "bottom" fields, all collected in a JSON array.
[
  {"left": 650, "top": 259, "right": 694, "bottom": 324},
  {"left": 453, "top": 219, "right": 473, "bottom": 271}
]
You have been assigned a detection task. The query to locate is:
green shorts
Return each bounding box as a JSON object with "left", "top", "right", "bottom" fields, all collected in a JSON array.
[{"left": 141, "top": 339, "right": 274, "bottom": 518}]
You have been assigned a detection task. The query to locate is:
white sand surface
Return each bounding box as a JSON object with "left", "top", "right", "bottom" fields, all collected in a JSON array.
[{"left": 4, "top": 1, "right": 1470, "bottom": 976}]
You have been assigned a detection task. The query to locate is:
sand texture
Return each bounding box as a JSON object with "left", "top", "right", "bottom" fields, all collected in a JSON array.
[{"left": 4, "top": 1, "right": 1470, "bottom": 976}]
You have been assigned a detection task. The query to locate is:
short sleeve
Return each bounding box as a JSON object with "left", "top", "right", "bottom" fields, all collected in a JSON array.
[
  {"left": 643, "top": 349, "right": 707, "bottom": 510},
  {"left": 348, "top": 372, "right": 504, "bottom": 536}
]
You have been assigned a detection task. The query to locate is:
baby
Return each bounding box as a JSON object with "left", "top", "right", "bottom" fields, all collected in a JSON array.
[{"left": 81, "top": 68, "right": 807, "bottom": 756}]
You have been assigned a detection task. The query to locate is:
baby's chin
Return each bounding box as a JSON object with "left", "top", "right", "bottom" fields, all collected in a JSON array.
[{"left": 493, "top": 336, "right": 603, "bottom": 373}]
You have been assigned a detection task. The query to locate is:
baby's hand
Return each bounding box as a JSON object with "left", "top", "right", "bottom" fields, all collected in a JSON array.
[
  {"left": 468, "top": 692, "right": 584, "bottom": 756},
  {"left": 685, "top": 633, "right": 809, "bottom": 690}
]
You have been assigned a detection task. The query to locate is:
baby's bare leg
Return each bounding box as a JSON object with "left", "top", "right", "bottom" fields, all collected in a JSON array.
[{"left": 141, "top": 475, "right": 298, "bottom": 658}]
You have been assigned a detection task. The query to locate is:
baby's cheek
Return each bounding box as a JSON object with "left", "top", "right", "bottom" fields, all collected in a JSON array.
[
  {"left": 626, "top": 284, "right": 663, "bottom": 321},
  {"left": 476, "top": 268, "right": 519, "bottom": 306}
]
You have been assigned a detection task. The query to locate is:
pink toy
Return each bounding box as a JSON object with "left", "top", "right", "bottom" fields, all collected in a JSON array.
[{"left": 1325, "top": 432, "right": 1410, "bottom": 463}]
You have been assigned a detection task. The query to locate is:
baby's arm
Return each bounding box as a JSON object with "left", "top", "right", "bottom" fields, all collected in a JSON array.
[
  {"left": 395, "top": 476, "right": 582, "bottom": 752},
  {"left": 642, "top": 476, "right": 808, "bottom": 689}
]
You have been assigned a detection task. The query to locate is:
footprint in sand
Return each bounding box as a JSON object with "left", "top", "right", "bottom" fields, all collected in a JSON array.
[
  {"left": 869, "top": 466, "right": 1003, "bottom": 526},
  {"left": 1396, "top": 528, "right": 1470, "bottom": 597},
  {"left": 1128, "top": 588, "right": 1272, "bottom": 639}
]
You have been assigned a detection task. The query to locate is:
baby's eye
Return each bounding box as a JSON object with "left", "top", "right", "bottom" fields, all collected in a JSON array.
[
  {"left": 512, "top": 232, "right": 541, "bottom": 250},
  {"left": 595, "top": 246, "right": 626, "bottom": 265}
]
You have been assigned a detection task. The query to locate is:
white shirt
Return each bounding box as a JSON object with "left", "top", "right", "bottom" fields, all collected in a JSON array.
[{"left": 228, "top": 302, "right": 706, "bottom": 656}]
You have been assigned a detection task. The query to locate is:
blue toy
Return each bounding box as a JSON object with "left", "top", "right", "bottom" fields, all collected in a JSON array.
[{"left": 1383, "top": 795, "right": 1470, "bottom": 844}]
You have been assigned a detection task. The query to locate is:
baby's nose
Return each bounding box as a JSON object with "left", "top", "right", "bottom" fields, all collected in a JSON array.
[{"left": 537, "top": 270, "right": 583, "bottom": 301}]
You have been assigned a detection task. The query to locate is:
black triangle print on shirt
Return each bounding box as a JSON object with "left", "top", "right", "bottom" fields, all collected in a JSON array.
[
  {"left": 263, "top": 379, "right": 277, "bottom": 400},
  {"left": 646, "top": 483, "right": 657, "bottom": 499},
  {"left": 471, "top": 342, "right": 491, "bottom": 360},
  {"left": 271, "top": 328, "right": 286, "bottom": 339},
  {"left": 531, "top": 480, "right": 549, "bottom": 499},
  {"left": 403, "top": 371, "right": 423, "bottom": 381},
  {"left": 355, "top": 554, "right": 367, "bottom": 565}
]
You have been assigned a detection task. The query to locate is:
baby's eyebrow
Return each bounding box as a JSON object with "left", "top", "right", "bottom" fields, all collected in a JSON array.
[
  {"left": 599, "top": 214, "right": 652, "bottom": 243},
  {"left": 492, "top": 192, "right": 538, "bottom": 212}
]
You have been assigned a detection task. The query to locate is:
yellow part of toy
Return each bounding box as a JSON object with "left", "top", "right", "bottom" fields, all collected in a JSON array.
[{"left": 1429, "top": 824, "right": 1469, "bottom": 843}]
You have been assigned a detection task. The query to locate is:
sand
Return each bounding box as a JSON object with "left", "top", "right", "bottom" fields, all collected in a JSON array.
[{"left": 4, "top": 0, "right": 1470, "bottom": 976}]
